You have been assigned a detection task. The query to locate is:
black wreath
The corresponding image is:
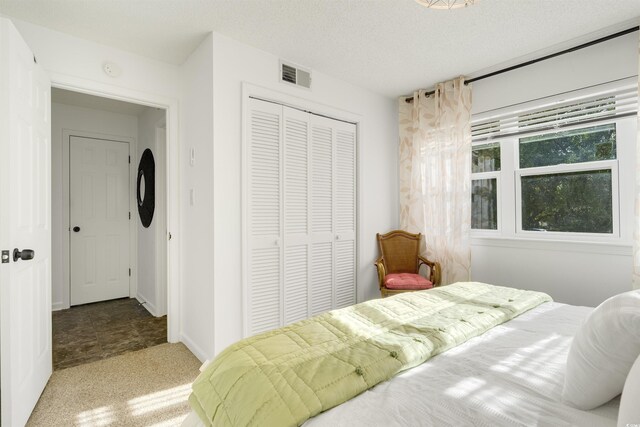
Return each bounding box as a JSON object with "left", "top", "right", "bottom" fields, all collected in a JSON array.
[{"left": 137, "top": 148, "right": 155, "bottom": 228}]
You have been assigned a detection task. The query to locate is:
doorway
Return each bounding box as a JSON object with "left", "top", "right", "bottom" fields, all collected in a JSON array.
[
  {"left": 52, "top": 88, "right": 169, "bottom": 369},
  {"left": 0, "top": 19, "right": 181, "bottom": 425}
]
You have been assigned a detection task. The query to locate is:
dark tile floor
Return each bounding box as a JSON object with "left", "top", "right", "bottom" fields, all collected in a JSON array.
[{"left": 52, "top": 298, "right": 167, "bottom": 370}]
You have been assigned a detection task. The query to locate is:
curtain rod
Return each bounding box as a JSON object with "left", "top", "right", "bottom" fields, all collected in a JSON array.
[{"left": 404, "top": 26, "right": 640, "bottom": 103}]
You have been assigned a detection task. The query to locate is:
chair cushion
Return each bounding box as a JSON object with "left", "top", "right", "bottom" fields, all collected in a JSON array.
[{"left": 384, "top": 273, "right": 433, "bottom": 290}]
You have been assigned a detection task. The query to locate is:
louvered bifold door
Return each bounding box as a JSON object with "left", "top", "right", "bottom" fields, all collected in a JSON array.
[
  {"left": 282, "top": 106, "right": 310, "bottom": 325},
  {"left": 309, "top": 115, "right": 335, "bottom": 316},
  {"left": 245, "top": 99, "right": 357, "bottom": 336},
  {"left": 246, "top": 98, "right": 283, "bottom": 336},
  {"left": 334, "top": 121, "right": 357, "bottom": 309}
]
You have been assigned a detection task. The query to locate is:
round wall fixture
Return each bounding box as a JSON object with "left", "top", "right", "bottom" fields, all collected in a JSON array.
[
  {"left": 137, "top": 148, "right": 155, "bottom": 228},
  {"left": 103, "top": 61, "right": 122, "bottom": 78}
]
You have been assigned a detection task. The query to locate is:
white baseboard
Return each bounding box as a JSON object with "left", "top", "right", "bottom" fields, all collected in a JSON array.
[
  {"left": 180, "top": 333, "right": 209, "bottom": 363},
  {"left": 136, "top": 295, "right": 158, "bottom": 317},
  {"left": 51, "top": 301, "right": 67, "bottom": 311}
]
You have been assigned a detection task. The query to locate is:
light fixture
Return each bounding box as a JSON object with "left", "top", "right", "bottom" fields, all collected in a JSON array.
[{"left": 415, "top": 0, "right": 476, "bottom": 9}]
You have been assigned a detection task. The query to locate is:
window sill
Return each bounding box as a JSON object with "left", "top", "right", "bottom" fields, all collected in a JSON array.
[{"left": 471, "top": 235, "right": 632, "bottom": 256}]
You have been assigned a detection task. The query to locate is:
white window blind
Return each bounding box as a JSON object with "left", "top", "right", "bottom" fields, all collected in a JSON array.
[{"left": 472, "top": 85, "right": 638, "bottom": 142}]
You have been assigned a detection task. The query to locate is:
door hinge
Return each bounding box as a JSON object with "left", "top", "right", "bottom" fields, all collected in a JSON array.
[
  {"left": 33, "top": 55, "right": 37, "bottom": 64},
  {"left": 168, "top": 232, "right": 172, "bottom": 241},
  {"left": 129, "top": 212, "right": 131, "bottom": 220},
  {"left": 129, "top": 155, "right": 131, "bottom": 164},
  {"left": 129, "top": 268, "right": 131, "bottom": 277},
  {"left": 1, "top": 250, "right": 9, "bottom": 264}
]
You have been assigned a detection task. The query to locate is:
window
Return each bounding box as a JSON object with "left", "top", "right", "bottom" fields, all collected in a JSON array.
[
  {"left": 516, "top": 124, "right": 617, "bottom": 235},
  {"left": 471, "top": 143, "right": 500, "bottom": 231},
  {"left": 470, "top": 84, "right": 636, "bottom": 241},
  {"left": 518, "top": 124, "right": 616, "bottom": 168},
  {"left": 519, "top": 169, "right": 613, "bottom": 233}
]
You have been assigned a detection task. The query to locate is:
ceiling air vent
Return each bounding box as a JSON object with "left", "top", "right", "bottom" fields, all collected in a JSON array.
[{"left": 280, "top": 62, "right": 312, "bottom": 89}]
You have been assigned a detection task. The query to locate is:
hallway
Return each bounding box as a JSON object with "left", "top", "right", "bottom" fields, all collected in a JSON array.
[{"left": 53, "top": 298, "right": 167, "bottom": 370}]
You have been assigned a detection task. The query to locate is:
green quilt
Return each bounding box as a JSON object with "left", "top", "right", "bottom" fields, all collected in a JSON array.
[{"left": 189, "top": 282, "right": 551, "bottom": 426}]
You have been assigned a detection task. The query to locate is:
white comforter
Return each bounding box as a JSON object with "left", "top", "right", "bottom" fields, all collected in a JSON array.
[{"left": 304, "top": 301, "right": 619, "bottom": 427}]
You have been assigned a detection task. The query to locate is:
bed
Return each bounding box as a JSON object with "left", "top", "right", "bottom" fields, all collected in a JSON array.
[
  {"left": 303, "top": 301, "right": 619, "bottom": 427},
  {"left": 182, "top": 283, "right": 622, "bottom": 427}
]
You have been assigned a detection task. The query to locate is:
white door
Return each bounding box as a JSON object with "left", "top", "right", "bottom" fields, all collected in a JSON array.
[
  {"left": 0, "top": 18, "right": 52, "bottom": 427},
  {"left": 69, "top": 136, "right": 130, "bottom": 305},
  {"left": 282, "top": 106, "right": 310, "bottom": 325},
  {"left": 246, "top": 99, "right": 282, "bottom": 335},
  {"left": 333, "top": 120, "right": 357, "bottom": 309},
  {"left": 245, "top": 98, "right": 357, "bottom": 337},
  {"left": 309, "top": 115, "right": 335, "bottom": 316}
]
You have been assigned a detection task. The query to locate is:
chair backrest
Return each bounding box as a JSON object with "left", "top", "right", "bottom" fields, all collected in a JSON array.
[{"left": 376, "top": 230, "right": 421, "bottom": 274}]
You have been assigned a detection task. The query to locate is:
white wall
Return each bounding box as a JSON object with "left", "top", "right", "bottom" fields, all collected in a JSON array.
[
  {"left": 51, "top": 102, "right": 138, "bottom": 310},
  {"left": 136, "top": 107, "right": 166, "bottom": 315},
  {"left": 179, "top": 34, "right": 215, "bottom": 361},
  {"left": 471, "top": 240, "right": 632, "bottom": 307},
  {"left": 10, "top": 19, "right": 180, "bottom": 101},
  {"left": 469, "top": 32, "right": 638, "bottom": 307},
  {"left": 209, "top": 32, "right": 398, "bottom": 355},
  {"left": 471, "top": 32, "right": 638, "bottom": 115}
]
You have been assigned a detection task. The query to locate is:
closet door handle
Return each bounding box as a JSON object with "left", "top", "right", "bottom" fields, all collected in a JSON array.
[{"left": 73, "top": 226, "right": 81, "bottom": 232}]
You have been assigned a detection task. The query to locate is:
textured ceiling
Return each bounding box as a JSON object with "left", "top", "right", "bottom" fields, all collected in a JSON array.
[{"left": 1, "top": 0, "right": 639, "bottom": 98}]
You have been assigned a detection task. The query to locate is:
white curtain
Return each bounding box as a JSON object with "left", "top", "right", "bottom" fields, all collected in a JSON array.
[
  {"left": 398, "top": 76, "right": 472, "bottom": 285},
  {"left": 634, "top": 34, "right": 640, "bottom": 290}
]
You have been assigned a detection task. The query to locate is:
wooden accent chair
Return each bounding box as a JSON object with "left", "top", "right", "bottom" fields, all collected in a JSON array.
[{"left": 375, "top": 230, "right": 442, "bottom": 298}]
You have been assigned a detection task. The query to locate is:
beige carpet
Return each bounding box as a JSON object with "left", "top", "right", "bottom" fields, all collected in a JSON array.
[{"left": 27, "top": 343, "right": 201, "bottom": 427}]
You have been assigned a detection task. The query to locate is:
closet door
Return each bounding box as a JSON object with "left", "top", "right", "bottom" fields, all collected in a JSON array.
[
  {"left": 334, "top": 121, "right": 357, "bottom": 308},
  {"left": 309, "top": 115, "right": 335, "bottom": 316},
  {"left": 246, "top": 98, "right": 283, "bottom": 335},
  {"left": 282, "top": 106, "right": 310, "bottom": 325},
  {"left": 244, "top": 98, "right": 357, "bottom": 337}
]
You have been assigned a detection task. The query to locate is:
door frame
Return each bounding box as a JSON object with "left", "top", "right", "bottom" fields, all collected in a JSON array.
[
  {"left": 154, "top": 121, "right": 168, "bottom": 316},
  {"left": 63, "top": 131, "right": 136, "bottom": 306},
  {"left": 51, "top": 76, "right": 180, "bottom": 343}
]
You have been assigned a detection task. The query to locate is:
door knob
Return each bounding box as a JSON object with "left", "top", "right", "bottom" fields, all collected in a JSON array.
[
  {"left": 73, "top": 226, "right": 81, "bottom": 232},
  {"left": 13, "top": 248, "right": 35, "bottom": 262}
]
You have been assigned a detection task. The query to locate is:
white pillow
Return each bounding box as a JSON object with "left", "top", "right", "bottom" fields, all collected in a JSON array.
[
  {"left": 562, "top": 289, "right": 640, "bottom": 410},
  {"left": 618, "top": 353, "right": 640, "bottom": 427}
]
